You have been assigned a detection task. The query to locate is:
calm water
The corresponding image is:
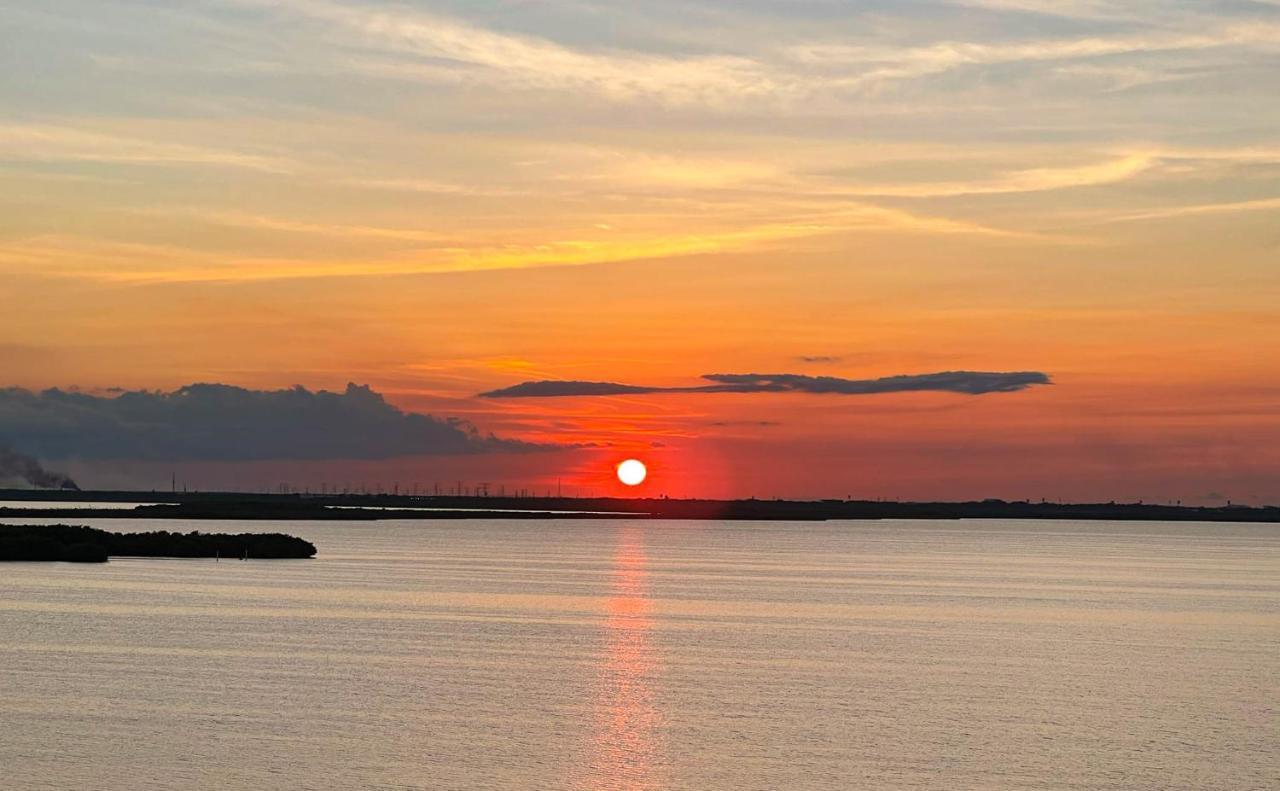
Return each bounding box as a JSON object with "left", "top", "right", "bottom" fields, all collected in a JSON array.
[{"left": 1, "top": 518, "right": 1276, "bottom": 790}]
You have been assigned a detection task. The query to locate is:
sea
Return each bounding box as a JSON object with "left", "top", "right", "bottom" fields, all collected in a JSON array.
[{"left": 1, "top": 518, "right": 1276, "bottom": 790}]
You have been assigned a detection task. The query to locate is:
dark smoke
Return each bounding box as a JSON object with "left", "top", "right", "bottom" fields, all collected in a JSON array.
[{"left": 0, "top": 445, "right": 80, "bottom": 490}]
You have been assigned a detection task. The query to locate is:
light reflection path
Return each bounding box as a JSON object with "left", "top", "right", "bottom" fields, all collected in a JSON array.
[{"left": 573, "top": 525, "right": 665, "bottom": 791}]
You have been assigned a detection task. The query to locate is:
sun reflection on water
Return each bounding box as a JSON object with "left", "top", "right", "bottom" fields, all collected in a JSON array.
[{"left": 574, "top": 526, "right": 664, "bottom": 791}]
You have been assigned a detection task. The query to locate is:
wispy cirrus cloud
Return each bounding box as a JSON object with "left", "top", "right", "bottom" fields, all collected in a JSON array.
[
  {"left": 786, "top": 23, "right": 1280, "bottom": 88},
  {"left": 248, "top": 0, "right": 1280, "bottom": 106},
  {"left": 2, "top": 198, "right": 1043, "bottom": 285},
  {"left": 827, "top": 154, "right": 1156, "bottom": 198},
  {"left": 347, "top": 177, "right": 527, "bottom": 198},
  {"left": 1104, "top": 196, "right": 1280, "bottom": 223},
  {"left": 942, "top": 0, "right": 1169, "bottom": 22},
  {"left": 252, "top": 0, "right": 782, "bottom": 106},
  {"left": 0, "top": 123, "right": 289, "bottom": 172},
  {"left": 3, "top": 0, "right": 1275, "bottom": 291},
  {"left": 480, "top": 371, "right": 1052, "bottom": 398},
  {"left": 127, "top": 207, "right": 454, "bottom": 244}
]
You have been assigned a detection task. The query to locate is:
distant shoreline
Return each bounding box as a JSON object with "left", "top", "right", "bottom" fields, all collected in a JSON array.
[{"left": 2, "top": 489, "right": 1277, "bottom": 523}]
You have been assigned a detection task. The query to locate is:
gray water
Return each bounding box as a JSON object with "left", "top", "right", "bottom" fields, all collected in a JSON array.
[{"left": 1, "top": 518, "right": 1276, "bottom": 790}]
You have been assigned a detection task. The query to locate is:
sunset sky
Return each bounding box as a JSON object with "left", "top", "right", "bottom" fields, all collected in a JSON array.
[{"left": 3, "top": 0, "right": 1278, "bottom": 502}]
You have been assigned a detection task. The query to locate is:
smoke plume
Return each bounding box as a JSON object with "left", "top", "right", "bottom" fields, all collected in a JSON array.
[{"left": 0, "top": 445, "right": 80, "bottom": 490}]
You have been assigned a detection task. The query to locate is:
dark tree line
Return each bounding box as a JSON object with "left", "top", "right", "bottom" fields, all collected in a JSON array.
[{"left": 0, "top": 524, "right": 315, "bottom": 563}]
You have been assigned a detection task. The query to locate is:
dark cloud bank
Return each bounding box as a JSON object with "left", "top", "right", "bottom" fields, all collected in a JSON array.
[
  {"left": 0, "top": 383, "right": 548, "bottom": 461},
  {"left": 481, "top": 371, "right": 1051, "bottom": 398}
]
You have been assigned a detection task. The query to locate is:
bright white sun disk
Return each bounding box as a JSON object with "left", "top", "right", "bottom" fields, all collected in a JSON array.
[{"left": 616, "top": 459, "right": 647, "bottom": 486}]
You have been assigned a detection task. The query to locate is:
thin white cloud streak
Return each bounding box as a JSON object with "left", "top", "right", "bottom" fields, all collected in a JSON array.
[
  {"left": 348, "top": 178, "right": 527, "bottom": 198},
  {"left": 1049, "top": 63, "right": 1183, "bottom": 92},
  {"left": 128, "top": 207, "right": 455, "bottom": 243},
  {"left": 1104, "top": 196, "right": 1280, "bottom": 223},
  {"left": 0, "top": 198, "right": 1047, "bottom": 285},
  {"left": 245, "top": 0, "right": 1280, "bottom": 105},
  {"left": 788, "top": 23, "right": 1280, "bottom": 88},
  {"left": 829, "top": 154, "right": 1155, "bottom": 198},
  {"left": 0, "top": 124, "right": 289, "bottom": 172},
  {"left": 1152, "top": 146, "right": 1280, "bottom": 165},
  {"left": 815, "top": 146, "right": 1280, "bottom": 200},
  {"left": 565, "top": 146, "right": 1254, "bottom": 202},
  {"left": 942, "top": 0, "right": 1159, "bottom": 21},
  {"left": 254, "top": 0, "right": 783, "bottom": 105}
]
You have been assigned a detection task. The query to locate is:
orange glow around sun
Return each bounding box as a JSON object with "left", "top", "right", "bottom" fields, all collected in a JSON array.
[{"left": 616, "top": 459, "right": 647, "bottom": 486}]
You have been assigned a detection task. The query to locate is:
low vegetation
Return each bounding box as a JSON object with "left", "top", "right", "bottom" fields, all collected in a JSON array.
[{"left": 0, "top": 524, "right": 315, "bottom": 563}]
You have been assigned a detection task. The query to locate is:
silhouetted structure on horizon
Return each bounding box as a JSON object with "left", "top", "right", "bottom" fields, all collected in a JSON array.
[{"left": 0, "top": 489, "right": 1276, "bottom": 523}]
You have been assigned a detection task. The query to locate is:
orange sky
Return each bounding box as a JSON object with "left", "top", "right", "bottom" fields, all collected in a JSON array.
[{"left": 3, "top": 1, "right": 1279, "bottom": 502}]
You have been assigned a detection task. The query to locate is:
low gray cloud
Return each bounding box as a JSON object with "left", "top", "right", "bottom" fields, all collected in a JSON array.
[
  {"left": 481, "top": 370, "right": 1051, "bottom": 398},
  {"left": 479, "top": 380, "right": 659, "bottom": 398},
  {"left": 0, "top": 383, "right": 550, "bottom": 461},
  {"left": 797, "top": 355, "right": 842, "bottom": 363}
]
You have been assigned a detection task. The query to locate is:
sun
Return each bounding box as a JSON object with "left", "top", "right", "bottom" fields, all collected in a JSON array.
[{"left": 616, "top": 458, "right": 647, "bottom": 486}]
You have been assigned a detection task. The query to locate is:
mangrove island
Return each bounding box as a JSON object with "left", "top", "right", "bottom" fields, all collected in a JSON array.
[{"left": 0, "top": 523, "right": 316, "bottom": 563}]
